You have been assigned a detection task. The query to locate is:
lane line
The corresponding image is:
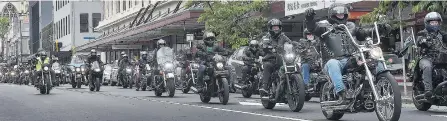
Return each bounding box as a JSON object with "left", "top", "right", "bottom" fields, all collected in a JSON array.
[{"left": 57, "top": 87, "right": 312, "bottom": 121}]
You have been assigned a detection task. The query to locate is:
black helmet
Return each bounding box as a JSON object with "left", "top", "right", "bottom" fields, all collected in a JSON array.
[
  {"left": 39, "top": 51, "right": 47, "bottom": 57},
  {"left": 141, "top": 51, "right": 148, "bottom": 59},
  {"left": 327, "top": 3, "right": 349, "bottom": 24},
  {"left": 249, "top": 40, "right": 258, "bottom": 48},
  {"left": 424, "top": 12, "right": 443, "bottom": 32},
  {"left": 157, "top": 39, "right": 166, "bottom": 47},
  {"left": 203, "top": 32, "right": 216, "bottom": 46},
  {"left": 268, "top": 18, "right": 282, "bottom": 37},
  {"left": 121, "top": 51, "right": 126, "bottom": 55}
]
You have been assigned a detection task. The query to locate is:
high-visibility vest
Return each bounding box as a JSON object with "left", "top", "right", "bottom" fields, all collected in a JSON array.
[{"left": 35, "top": 57, "right": 50, "bottom": 71}]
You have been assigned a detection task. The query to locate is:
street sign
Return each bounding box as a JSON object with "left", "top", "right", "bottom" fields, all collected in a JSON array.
[
  {"left": 186, "top": 34, "right": 194, "bottom": 42},
  {"left": 83, "top": 37, "right": 95, "bottom": 40}
]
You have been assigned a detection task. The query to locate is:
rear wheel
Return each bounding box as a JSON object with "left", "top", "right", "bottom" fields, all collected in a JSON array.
[
  {"left": 320, "top": 82, "right": 344, "bottom": 120},
  {"left": 287, "top": 74, "right": 305, "bottom": 112},
  {"left": 375, "top": 72, "right": 401, "bottom": 121}
]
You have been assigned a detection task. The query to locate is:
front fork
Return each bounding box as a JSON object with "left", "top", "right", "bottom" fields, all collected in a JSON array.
[{"left": 359, "top": 52, "right": 380, "bottom": 101}]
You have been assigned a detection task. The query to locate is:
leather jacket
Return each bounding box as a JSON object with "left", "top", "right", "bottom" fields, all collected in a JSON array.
[{"left": 416, "top": 29, "right": 447, "bottom": 63}]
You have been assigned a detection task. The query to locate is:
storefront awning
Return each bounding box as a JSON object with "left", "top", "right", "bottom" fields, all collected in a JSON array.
[{"left": 76, "top": 9, "right": 203, "bottom": 52}]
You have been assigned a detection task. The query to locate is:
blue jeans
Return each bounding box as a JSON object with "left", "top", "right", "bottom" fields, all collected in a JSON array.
[
  {"left": 324, "top": 58, "right": 385, "bottom": 93},
  {"left": 301, "top": 63, "right": 310, "bottom": 85}
]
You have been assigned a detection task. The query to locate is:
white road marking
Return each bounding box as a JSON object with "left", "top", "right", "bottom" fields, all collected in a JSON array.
[
  {"left": 58, "top": 87, "right": 312, "bottom": 121},
  {"left": 239, "top": 102, "right": 262, "bottom": 106},
  {"left": 431, "top": 115, "right": 447, "bottom": 118}
]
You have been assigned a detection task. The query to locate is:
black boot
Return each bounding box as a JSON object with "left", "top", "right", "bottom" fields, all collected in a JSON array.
[{"left": 337, "top": 91, "right": 350, "bottom": 105}]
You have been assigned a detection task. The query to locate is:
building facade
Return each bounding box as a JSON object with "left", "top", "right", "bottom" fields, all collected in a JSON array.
[
  {"left": 1, "top": 0, "right": 29, "bottom": 64},
  {"left": 53, "top": 0, "right": 103, "bottom": 53},
  {"left": 28, "top": 0, "right": 53, "bottom": 55}
]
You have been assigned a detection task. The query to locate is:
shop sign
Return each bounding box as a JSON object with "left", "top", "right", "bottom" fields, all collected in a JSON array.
[{"left": 285, "top": 0, "right": 362, "bottom": 16}]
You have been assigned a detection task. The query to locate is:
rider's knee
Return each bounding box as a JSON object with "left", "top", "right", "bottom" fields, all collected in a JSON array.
[
  {"left": 325, "top": 59, "right": 340, "bottom": 69},
  {"left": 419, "top": 59, "right": 433, "bottom": 69}
]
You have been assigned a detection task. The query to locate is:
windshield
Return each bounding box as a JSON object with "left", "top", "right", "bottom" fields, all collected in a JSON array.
[
  {"left": 157, "top": 47, "right": 174, "bottom": 65},
  {"left": 52, "top": 62, "right": 61, "bottom": 70},
  {"left": 91, "top": 61, "right": 100, "bottom": 69},
  {"left": 71, "top": 56, "right": 84, "bottom": 64},
  {"left": 284, "top": 43, "right": 294, "bottom": 54}
]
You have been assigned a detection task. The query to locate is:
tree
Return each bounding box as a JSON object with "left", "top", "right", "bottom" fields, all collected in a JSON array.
[
  {"left": 0, "top": 17, "right": 10, "bottom": 58},
  {"left": 186, "top": 1, "right": 268, "bottom": 49},
  {"left": 359, "top": 1, "right": 414, "bottom": 29}
]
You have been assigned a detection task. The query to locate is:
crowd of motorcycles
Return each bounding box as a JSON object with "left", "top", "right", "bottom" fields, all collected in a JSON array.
[{"left": 3, "top": 19, "right": 447, "bottom": 121}]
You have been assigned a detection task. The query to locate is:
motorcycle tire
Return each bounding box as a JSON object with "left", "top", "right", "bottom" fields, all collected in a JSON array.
[
  {"left": 219, "top": 78, "right": 230, "bottom": 105},
  {"left": 287, "top": 74, "right": 305, "bottom": 112},
  {"left": 305, "top": 93, "right": 312, "bottom": 101},
  {"left": 261, "top": 83, "right": 276, "bottom": 109},
  {"left": 45, "top": 75, "right": 51, "bottom": 94},
  {"left": 96, "top": 78, "right": 101, "bottom": 91},
  {"left": 39, "top": 86, "right": 46, "bottom": 94},
  {"left": 182, "top": 79, "right": 191, "bottom": 93},
  {"left": 320, "top": 82, "right": 344, "bottom": 120},
  {"left": 71, "top": 83, "right": 76, "bottom": 88},
  {"left": 111, "top": 82, "right": 117, "bottom": 86},
  {"left": 167, "top": 78, "right": 175, "bottom": 97},
  {"left": 76, "top": 79, "right": 82, "bottom": 88},
  {"left": 128, "top": 76, "right": 133, "bottom": 89},
  {"left": 375, "top": 72, "right": 401, "bottom": 121},
  {"left": 154, "top": 88, "right": 163, "bottom": 96},
  {"left": 142, "top": 82, "right": 147, "bottom": 91}
]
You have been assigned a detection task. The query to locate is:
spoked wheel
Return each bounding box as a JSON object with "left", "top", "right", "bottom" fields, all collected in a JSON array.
[
  {"left": 375, "top": 72, "right": 401, "bottom": 121},
  {"left": 412, "top": 86, "right": 432, "bottom": 111},
  {"left": 219, "top": 78, "right": 229, "bottom": 105},
  {"left": 261, "top": 83, "right": 276, "bottom": 109},
  {"left": 320, "top": 82, "right": 344, "bottom": 120},
  {"left": 287, "top": 74, "right": 305, "bottom": 112},
  {"left": 200, "top": 82, "right": 211, "bottom": 103},
  {"left": 181, "top": 77, "right": 191, "bottom": 93}
]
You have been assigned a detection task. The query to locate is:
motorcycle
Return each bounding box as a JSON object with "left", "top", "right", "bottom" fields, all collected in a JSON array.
[
  {"left": 260, "top": 43, "right": 306, "bottom": 112},
  {"left": 407, "top": 28, "right": 447, "bottom": 111},
  {"left": 182, "top": 60, "right": 199, "bottom": 93},
  {"left": 21, "top": 69, "right": 31, "bottom": 85},
  {"left": 72, "top": 66, "right": 84, "bottom": 88},
  {"left": 319, "top": 23, "right": 401, "bottom": 121},
  {"left": 199, "top": 54, "right": 230, "bottom": 105},
  {"left": 10, "top": 70, "right": 18, "bottom": 84},
  {"left": 53, "top": 64, "right": 62, "bottom": 86},
  {"left": 153, "top": 47, "right": 176, "bottom": 97},
  {"left": 235, "top": 59, "right": 262, "bottom": 98},
  {"left": 89, "top": 61, "right": 103, "bottom": 91},
  {"left": 136, "top": 64, "right": 151, "bottom": 91},
  {"left": 37, "top": 64, "right": 52, "bottom": 94},
  {"left": 121, "top": 65, "right": 134, "bottom": 88},
  {"left": 302, "top": 45, "right": 327, "bottom": 101}
]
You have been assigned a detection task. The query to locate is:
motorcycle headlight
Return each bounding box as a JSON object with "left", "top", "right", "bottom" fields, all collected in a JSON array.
[
  {"left": 167, "top": 73, "right": 175, "bottom": 78},
  {"left": 285, "top": 53, "right": 295, "bottom": 63},
  {"left": 76, "top": 68, "right": 81, "bottom": 72},
  {"left": 126, "top": 68, "right": 132, "bottom": 73},
  {"left": 94, "top": 69, "right": 101, "bottom": 72},
  {"left": 164, "top": 63, "right": 174, "bottom": 70},
  {"left": 145, "top": 64, "right": 151, "bottom": 71},
  {"left": 55, "top": 70, "right": 61, "bottom": 73},
  {"left": 81, "top": 68, "right": 85, "bottom": 72},
  {"left": 192, "top": 63, "right": 199, "bottom": 69},
  {"left": 216, "top": 62, "right": 224, "bottom": 69},
  {"left": 0, "top": 73, "right": 2, "bottom": 75},
  {"left": 369, "top": 47, "right": 384, "bottom": 60},
  {"left": 25, "top": 70, "right": 29, "bottom": 74},
  {"left": 44, "top": 67, "right": 49, "bottom": 71},
  {"left": 11, "top": 72, "right": 15, "bottom": 75}
]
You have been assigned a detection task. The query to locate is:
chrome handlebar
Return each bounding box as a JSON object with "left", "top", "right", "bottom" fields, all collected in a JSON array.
[{"left": 321, "top": 22, "right": 382, "bottom": 48}]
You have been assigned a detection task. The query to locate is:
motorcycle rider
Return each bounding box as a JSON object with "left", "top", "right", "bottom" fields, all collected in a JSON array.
[
  {"left": 86, "top": 49, "right": 104, "bottom": 85},
  {"left": 298, "top": 28, "right": 320, "bottom": 86},
  {"left": 259, "top": 18, "right": 297, "bottom": 94},
  {"left": 241, "top": 40, "right": 262, "bottom": 87},
  {"left": 196, "top": 32, "right": 228, "bottom": 93},
  {"left": 137, "top": 51, "right": 150, "bottom": 91},
  {"left": 118, "top": 54, "right": 131, "bottom": 85},
  {"left": 34, "top": 51, "right": 51, "bottom": 85},
  {"left": 412, "top": 12, "right": 447, "bottom": 98},
  {"left": 304, "top": 4, "right": 391, "bottom": 104}
]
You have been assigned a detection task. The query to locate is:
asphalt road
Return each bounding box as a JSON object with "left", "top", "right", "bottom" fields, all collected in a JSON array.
[{"left": 1, "top": 83, "right": 446, "bottom": 121}]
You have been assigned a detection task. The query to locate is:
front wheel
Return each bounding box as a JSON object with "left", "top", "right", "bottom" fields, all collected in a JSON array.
[
  {"left": 219, "top": 78, "right": 230, "bottom": 105},
  {"left": 181, "top": 78, "right": 191, "bottom": 93},
  {"left": 287, "top": 74, "right": 305, "bottom": 112},
  {"left": 167, "top": 78, "right": 175, "bottom": 97},
  {"left": 374, "top": 72, "right": 401, "bottom": 121},
  {"left": 241, "top": 84, "right": 253, "bottom": 98},
  {"left": 320, "top": 81, "right": 344, "bottom": 120},
  {"left": 95, "top": 77, "right": 101, "bottom": 91}
]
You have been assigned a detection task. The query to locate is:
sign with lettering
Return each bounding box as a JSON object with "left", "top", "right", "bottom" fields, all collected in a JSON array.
[{"left": 284, "top": 0, "right": 362, "bottom": 16}]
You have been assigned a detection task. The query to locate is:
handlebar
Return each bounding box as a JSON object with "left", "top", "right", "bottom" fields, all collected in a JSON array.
[{"left": 322, "top": 22, "right": 382, "bottom": 48}]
